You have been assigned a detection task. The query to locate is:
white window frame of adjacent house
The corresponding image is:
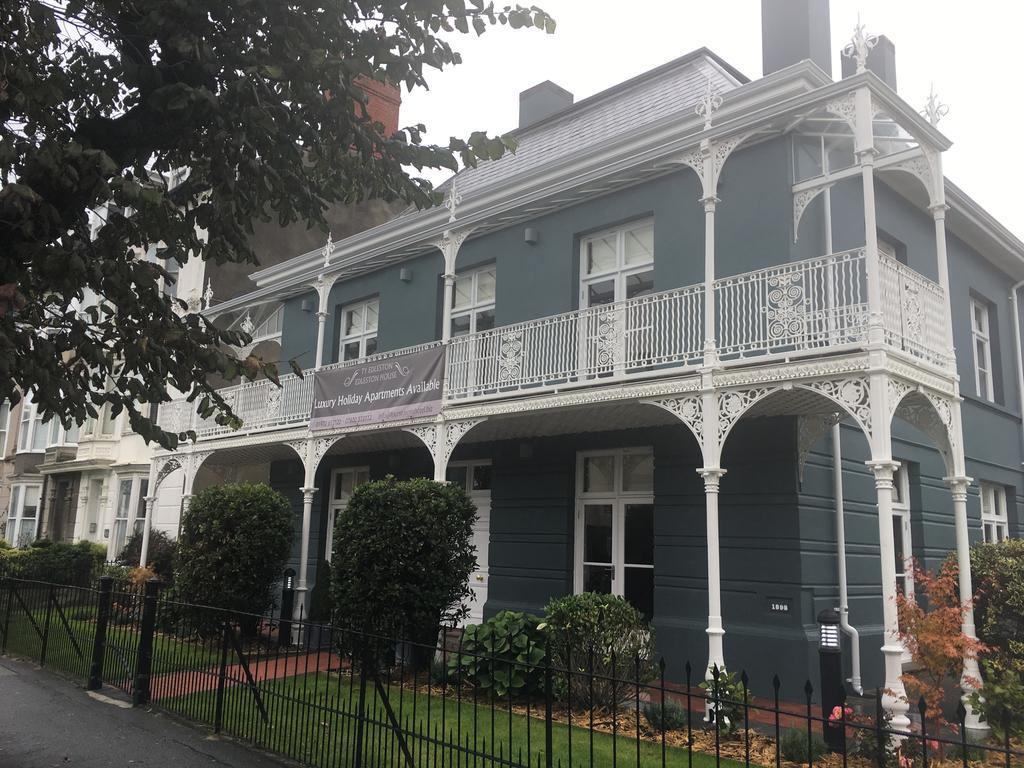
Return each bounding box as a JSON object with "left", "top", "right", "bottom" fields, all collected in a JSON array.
[
  {"left": 0, "top": 401, "right": 9, "bottom": 457},
  {"left": 450, "top": 265, "right": 496, "bottom": 338},
  {"left": 7, "top": 483, "right": 42, "bottom": 547},
  {"left": 573, "top": 447, "right": 655, "bottom": 618},
  {"left": 109, "top": 475, "right": 149, "bottom": 558},
  {"left": 980, "top": 482, "right": 1010, "bottom": 543},
  {"left": 338, "top": 298, "right": 379, "bottom": 362},
  {"left": 579, "top": 219, "right": 655, "bottom": 309},
  {"left": 324, "top": 466, "right": 371, "bottom": 561},
  {"left": 446, "top": 460, "right": 493, "bottom": 495},
  {"left": 16, "top": 395, "right": 46, "bottom": 453},
  {"left": 971, "top": 298, "right": 994, "bottom": 401}
]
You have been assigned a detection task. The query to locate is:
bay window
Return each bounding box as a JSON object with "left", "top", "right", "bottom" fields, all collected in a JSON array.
[{"left": 7, "top": 484, "right": 41, "bottom": 547}]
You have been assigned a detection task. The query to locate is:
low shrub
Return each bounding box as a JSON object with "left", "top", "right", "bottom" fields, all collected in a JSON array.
[
  {"left": 779, "top": 728, "right": 827, "bottom": 765},
  {"left": 0, "top": 541, "right": 105, "bottom": 586},
  {"left": 117, "top": 530, "right": 177, "bottom": 583},
  {"left": 970, "top": 656, "right": 1024, "bottom": 740},
  {"left": 448, "top": 611, "right": 546, "bottom": 698},
  {"left": 643, "top": 697, "right": 688, "bottom": 732},
  {"left": 542, "top": 592, "right": 655, "bottom": 711},
  {"left": 699, "top": 668, "right": 747, "bottom": 737}
]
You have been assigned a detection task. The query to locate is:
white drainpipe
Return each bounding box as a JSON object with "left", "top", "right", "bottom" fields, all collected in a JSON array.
[
  {"left": 822, "top": 180, "right": 863, "bottom": 693},
  {"left": 1011, "top": 281, "right": 1024, "bottom": 463},
  {"left": 832, "top": 423, "right": 863, "bottom": 694}
]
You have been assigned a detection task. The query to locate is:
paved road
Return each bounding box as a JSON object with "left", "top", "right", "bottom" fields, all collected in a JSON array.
[{"left": 0, "top": 656, "right": 288, "bottom": 768}]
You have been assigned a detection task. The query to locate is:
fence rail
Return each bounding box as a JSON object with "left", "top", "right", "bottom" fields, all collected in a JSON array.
[{"left": 1, "top": 576, "right": 1019, "bottom": 768}]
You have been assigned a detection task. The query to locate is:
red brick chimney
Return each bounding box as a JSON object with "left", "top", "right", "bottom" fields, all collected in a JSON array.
[{"left": 355, "top": 76, "right": 401, "bottom": 137}]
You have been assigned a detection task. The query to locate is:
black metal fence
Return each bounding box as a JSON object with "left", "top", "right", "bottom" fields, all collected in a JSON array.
[{"left": 1, "top": 575, "right": 1020, "bottom": 768}]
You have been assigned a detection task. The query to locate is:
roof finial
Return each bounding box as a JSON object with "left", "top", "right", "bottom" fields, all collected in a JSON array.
[
  {"left": 695, "top": 78, "right": 723, "bottom": 130},
  {"left": 922, "top": 84, "right": 949, "bottom": 127},
  {"left": 322, "top": 232, "right": 333, "bottom": 268},
  {"left": 444, "top": 180, "right": 462, "bottom": 224},
  {"left": 842, "top": 14, "right": 878, "bottom": 74},
  {"left": 202, "top": 278, "right": 213, "bottom": 308},
  {"left": 240, "top": 310, "right": 255, "bottom": 336}
]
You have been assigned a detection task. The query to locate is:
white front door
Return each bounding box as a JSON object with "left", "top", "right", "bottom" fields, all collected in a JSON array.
[
  {"left": 574, "top": 449, "right": 655, "bottom": 619},
  {"left": 447, "top": 461, "right": 492, "bottom": 625},
  {"left": 325, "top": 467, "right": 370, "bottom": 562}
]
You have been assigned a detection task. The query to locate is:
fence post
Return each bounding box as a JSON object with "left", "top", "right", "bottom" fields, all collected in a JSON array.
[
  {"left": 1, "top": 580, "right": 12, "bottom": 654},
  {"left": 132, "top": 578, "right": 160, "bottom": 706},
  {"left": 544, "top": 639, "right": 553, "bottom": 768},
  {"left": 87, "top": 576, "right": 114, "bottom": 691},
  {"left": 279, "top": 581, "right": 294, "bottom": 648},
  {"left": 213, "top": 619, "right": 231, "bottom": 733},
  {"left": 39, "top": 582, "right": 55, "bottom": 666}
]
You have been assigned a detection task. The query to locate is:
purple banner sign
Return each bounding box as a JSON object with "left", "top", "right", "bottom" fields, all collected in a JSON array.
[{"left": 310, "top": 345, "right": 445, "bottom": 431}]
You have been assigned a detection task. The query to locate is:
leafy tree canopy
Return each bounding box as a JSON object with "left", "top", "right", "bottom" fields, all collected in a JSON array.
[{"left": 0, "top": 0, "right": 554, "bottom": 448}]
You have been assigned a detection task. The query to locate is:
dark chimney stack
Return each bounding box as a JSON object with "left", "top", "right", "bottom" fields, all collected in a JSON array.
[
  {"left": 519, "top": 81, "right": 574, "bottom": 130},
  {"left": 761, "top": 0, "right": 832, "bottom": 77},
  {"left": 841, "top": 34, "right": 897, "bottom": 91}
]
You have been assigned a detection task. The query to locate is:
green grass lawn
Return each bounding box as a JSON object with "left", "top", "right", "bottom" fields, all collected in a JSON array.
[{"left": 166, "top": 671, "right": 747, "bottom": 768}]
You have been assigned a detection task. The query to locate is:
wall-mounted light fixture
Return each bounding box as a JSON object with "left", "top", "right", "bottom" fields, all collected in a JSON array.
[
  {"left": 524, "top": 227, "right": 539, "bottom": 245},
  {"left": 300, "top": 298, "right": 315, "bottom": 313},
  {"left": 400, "top": 267, "right": 413, "bottom": 282}
]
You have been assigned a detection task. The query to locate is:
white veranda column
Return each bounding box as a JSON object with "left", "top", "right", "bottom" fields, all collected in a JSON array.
[
  {"left": 702, "top": 195, "right": 718, "bottom": 364},
  {"left": 866, "top": 459, "right": 911, "bottom": 732},
  {"left": 139, "top": 496, "right": 157, "bottom": 568},
  {"left": 313, "top": 275, "right": 334, "bottom": 370},
  {"left": 698, "top": 466, "right": 727, "bottom": 677},
  {"left": 441, "top": 272, "right": 456, "bottom": 343},
  {"left": 947, "top": 475, "right": 987, "bottom": 732},
  {"left": 297, "top": 486, "right": 317, "bottom": 614}
]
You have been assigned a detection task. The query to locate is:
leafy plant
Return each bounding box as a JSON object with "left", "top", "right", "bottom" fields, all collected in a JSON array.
[
  {"left": 643, "top": 697, "right": 688, "bottom": 732},
  {"left": 448, "top": 611, "right": 546, "bottom": 698},
  {"left": 541, "top": 592, "right": 655, "bottom": 711},
  {"left": 173, "top": 483, "right": 293, "bottom": 635},
  {"left": 699, "top": 668, "right": 747, "bottom": 738},
  {"left": 970, "top": 656, "right": 1024, "bottom": 741},
  {"left": 897, "top": 559, "right": 986, "bottom": 746},
  {"left": 0, "top": 540, "right": 106, "bottom": 586},
  {"left": 780, "top": 728, "right": 828, "bottom": 765},
  {"left": 117, "top": 530, "right": 177, "bottom": 583},
  {"left": 331, "top": 477, "right": 477, "bottom": 659}
]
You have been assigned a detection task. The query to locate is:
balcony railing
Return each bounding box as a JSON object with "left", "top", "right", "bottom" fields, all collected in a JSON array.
[{"left": 158, "top": 249, "right": 949, "bottom": 439}]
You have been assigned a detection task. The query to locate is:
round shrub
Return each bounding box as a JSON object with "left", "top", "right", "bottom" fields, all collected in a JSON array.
[
  {"left": 174, "top": 483, "right": 292, "bottom": 625},
  {"left": 541, "top": 592, "right": 655, "bottom": 710},
  {"left": 449, "top": 611, "right": 546, "bottom": 698},
  {"left": 643, "top": 697, "right": 687, "bottom": 732},
  {"left": 331, "top": 476, "right": 476, "bottom": 648},
  {"left": 117, "top": 530, "right": 177, "bottom": 582}
]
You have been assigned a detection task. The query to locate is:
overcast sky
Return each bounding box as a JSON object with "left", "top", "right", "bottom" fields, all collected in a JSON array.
[{"left": 401, "top": 1, "right": 1024, "bottom": 241}]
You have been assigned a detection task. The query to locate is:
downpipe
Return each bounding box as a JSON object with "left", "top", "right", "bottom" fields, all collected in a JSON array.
[{"left": 832, "top": 423, "right": 863, "bottom": 694}]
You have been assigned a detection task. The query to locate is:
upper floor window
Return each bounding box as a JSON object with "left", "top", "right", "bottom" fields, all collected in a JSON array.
[
  {"left": 970, "top": 299, "right": 994, "bottom": 401},
  {"left": 340, "top": 298, "right": 379, "bottom": 362},
  {"left": 451, "top": 266, "right": 496, "bottom": 337},
  {"left": 46, "top": 418, "right": 79, "bottom": 447},
  {"left": 580, "top": 220, "right": 654, "bottom": 309},
  {"left": 0, "top": 402, "right": 9, "bottom": 456},
  {"left": 153, "top": 245, "right": 180, "bottom": 300},
  {"left": 980, "top": 482, "right": 1010, "bottom": 543},
  {"left": 17, "top": 395, "right": 46, "bottom": 453}
]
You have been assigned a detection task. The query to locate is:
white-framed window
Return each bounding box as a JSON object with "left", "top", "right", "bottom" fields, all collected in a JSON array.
[
  {"left": 339, "top": 298, "right": 379, "bottom": 362},
  {"left": 451, "top": 266, "right": 496, "bottom": 338},
  {"left": 46, "top": 418, "right": 79, "bottom": 447},
  {"left": 446, "top": 460, "right": 493, "bottom": 494},
  {"left": 574, "top": 448, "right": 655, "bottom": 619},
  {"left": 579, "top": 220, "right": 655, "bottom": 309},
  {"left": 980, "top": 482, "right": 1010, "bottom": 543},
  {"left": 109, "top": 476, "right": 148, "bottom": 557},
  {"left": 7, "top": 484, "right": 41, "bottom": 547},
  {"left": 325, "top": 467, "right": 371, "bottom": 561},
  {"left": 971, "top": 299, "right": 994, "bottom": 401},
  {"left": 16, "top": 395, "right": 46, "bottom": 453},
  {"left": 0, "top": 401, "right": 9, "bottom": 456},
  {"left": 891, "top": 463, "right": 914, "bottom": 599}
]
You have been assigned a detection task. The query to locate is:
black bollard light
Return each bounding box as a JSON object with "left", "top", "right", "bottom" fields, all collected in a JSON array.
[
  {"left": 818, "top": 607, "right": 846, "bottom": 752},
  {"left": 279, "top": 568, "right": 296, "bottom": 648}
]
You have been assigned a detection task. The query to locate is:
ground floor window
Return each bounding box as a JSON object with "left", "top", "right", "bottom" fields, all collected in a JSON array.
[
  {"left": 574, "top": 448, "right": 654, "bottom": 619},
  {"left": 980, "top": 482, "right": 1009, "bottom": 543},
  {"left": 110, "top": 476, "right": 148, "bottom": 557},
  {"left": 7, "top": 484, "right": 41, "bottom": 547},
  {"left": 891, "top": 463, "right": 913, "bottom": 599},
  {"left": 325, "top": 467, "right": 370, "bottom": 561}
]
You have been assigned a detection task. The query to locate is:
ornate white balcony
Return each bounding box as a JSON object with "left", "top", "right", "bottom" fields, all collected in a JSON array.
[{"left": 158, "top": 249, "right": 950, "bottom": 440}]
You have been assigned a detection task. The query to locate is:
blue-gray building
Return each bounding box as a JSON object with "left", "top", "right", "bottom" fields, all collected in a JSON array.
[{"left": 149, "top": 1, "right": 1021, "bottom": 733}]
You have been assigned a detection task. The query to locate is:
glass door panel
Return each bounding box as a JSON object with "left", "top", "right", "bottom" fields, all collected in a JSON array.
[{"left": 582, "top": 504, "right": 614, "bottom": 594}]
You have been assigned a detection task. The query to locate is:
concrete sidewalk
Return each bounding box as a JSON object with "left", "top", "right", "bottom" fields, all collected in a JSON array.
[{"left": 0, "top": 656, "right": 289, "bottom": 768}]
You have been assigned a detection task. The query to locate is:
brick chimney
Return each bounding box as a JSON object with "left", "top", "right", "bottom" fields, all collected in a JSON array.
[{"left": 355, "top": 76, "right": 402, "bottom": 137}]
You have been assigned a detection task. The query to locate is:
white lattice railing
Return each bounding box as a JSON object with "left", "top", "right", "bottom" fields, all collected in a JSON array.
[
  {"left": 715, "top": 249, "right": 870, "bottom": 359},
  {"left": 879, "top": 255, "right": 949, "bottom": 368},
  {"left": 445, "top": 285, "right": 705, "bottom": 399},
  {"left": 158, "top": 250, "right": 951, "bottom": 440}
]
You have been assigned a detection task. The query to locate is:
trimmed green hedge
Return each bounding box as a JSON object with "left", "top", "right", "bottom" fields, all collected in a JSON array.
[{"left": 0, "top": 540, "right": 107, "bottom": 587}]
